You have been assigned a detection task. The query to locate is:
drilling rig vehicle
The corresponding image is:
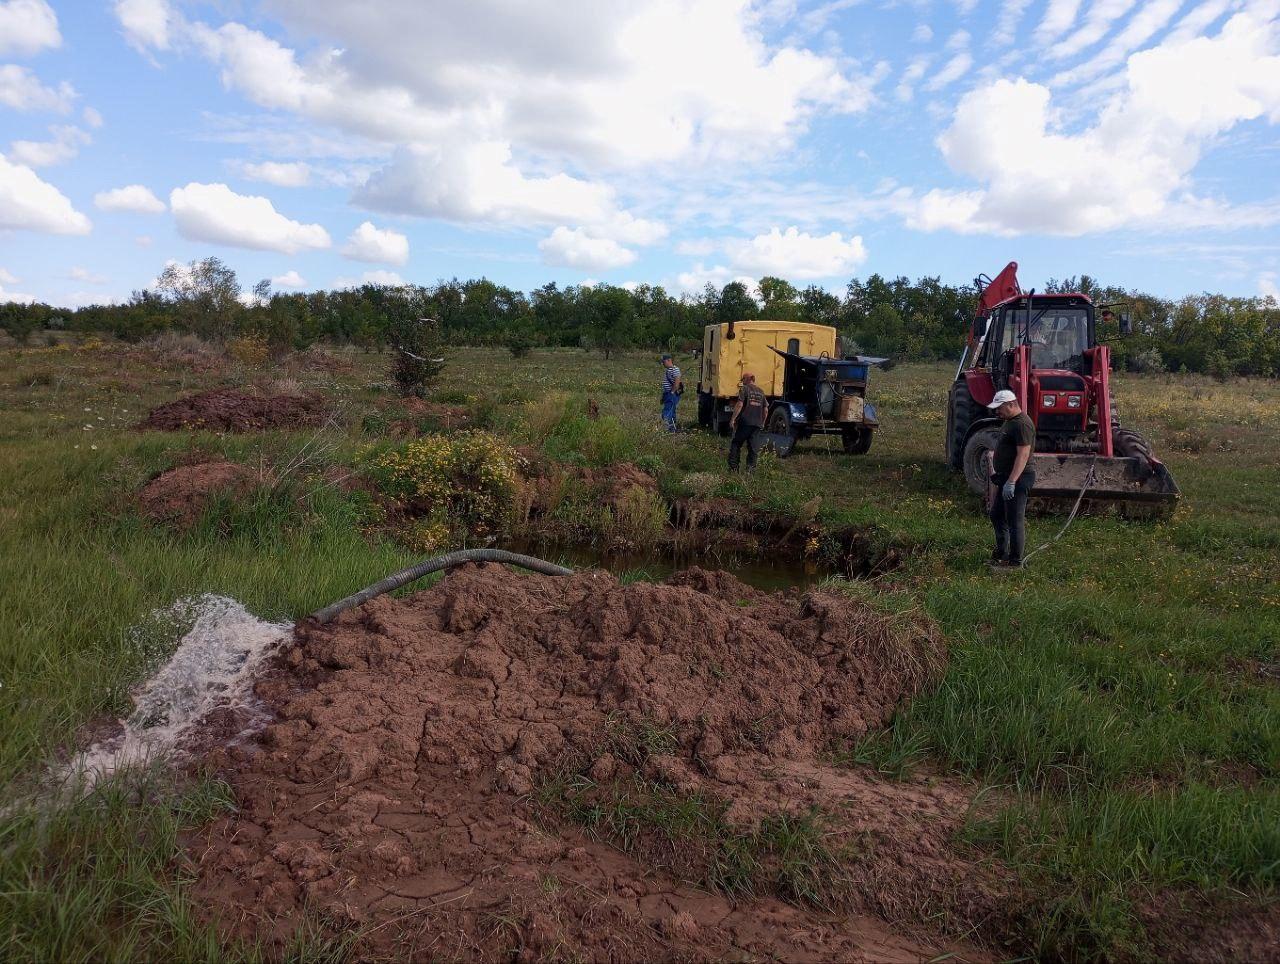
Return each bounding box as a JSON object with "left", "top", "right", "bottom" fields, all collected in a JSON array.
[
  {"left": 945, "top": 262, "right": 1180, "bottom": 515},
  {"left": 696, "top": 320, "right": 881, "bottom": 456}
]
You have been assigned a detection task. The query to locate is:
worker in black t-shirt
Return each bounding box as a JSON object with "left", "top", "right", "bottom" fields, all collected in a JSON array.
[
  {"left": 728, "top": 373, "right": 767, "bottom": 472},
  {"left": 986, "top": 389, "right": 1035, "bottom": 568}
]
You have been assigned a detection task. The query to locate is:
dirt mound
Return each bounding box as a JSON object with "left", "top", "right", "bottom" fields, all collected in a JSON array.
[
  {"left": 137, "top": 462, "right": 255, "bottom": 530},
  {"left": 578, "top": 461, "right": 659, "bottom": 507},
  {"left": 140, "top": 388, "right": 328, "bottom": 432},
  {"left": 191, "top": 565, "right": 1009, "bottom": 960}
]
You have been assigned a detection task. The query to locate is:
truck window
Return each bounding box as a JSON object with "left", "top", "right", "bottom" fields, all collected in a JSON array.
[{"left": 787, "top": 337, "right": 800, "bottom": 355}]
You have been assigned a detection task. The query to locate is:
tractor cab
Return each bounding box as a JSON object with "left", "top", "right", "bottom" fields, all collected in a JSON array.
[{"left": 978, "top": 294, "right": 1103, "bottom": 448}]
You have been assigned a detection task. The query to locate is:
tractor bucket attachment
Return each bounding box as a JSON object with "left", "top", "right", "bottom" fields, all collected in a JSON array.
[{"left": 1029, "top": 453, "right": 1180, "bottom": 517}]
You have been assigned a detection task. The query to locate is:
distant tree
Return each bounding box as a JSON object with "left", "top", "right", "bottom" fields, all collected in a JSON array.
[
  {"left": 389, "top": 315, "right": 445, "bottom": 397},
  {"left": 580, "top": 285, "right": 638, "bottom": 359},
  {"left": 155, "top": 257, "right": 242, "bottom": 340},
  {"left": 758, "top": 276, "right": 800, "bottom": 319},
  {"left": 717, "top": 281, "right": 758, "bottom": 322}
]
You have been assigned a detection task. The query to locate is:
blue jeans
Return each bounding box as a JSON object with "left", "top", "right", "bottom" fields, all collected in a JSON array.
[{"left": 661, "top": 390, "right": 680, "bottom": 431}]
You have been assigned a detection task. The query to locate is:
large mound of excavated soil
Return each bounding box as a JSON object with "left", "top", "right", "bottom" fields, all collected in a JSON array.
[
  {"left": 137, "top": 461, "right": 255, "bottom": 530},
  {"left": 191, "top": 565, "right": 1013, "bottom": 960},
  {"left": 140, "top": 388, "right": 328, "bottom": 432}
]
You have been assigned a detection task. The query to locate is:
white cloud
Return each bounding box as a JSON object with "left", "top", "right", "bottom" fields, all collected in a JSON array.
[
  {"left": 355, "top": 140, "right": 658, "bottom": 241},
  {"left": 914, "top": 12, "right": 1280, "bottom": 236},
  {"left": 925, "top": 51, "right": 972, "bottom": 92},
  {"left": 169, "top": 182, "right": 331, "bottom": 253},
  {"left": 82, "top": 106, "right": 103, "bottom": 128},
  {"left": 271, "top": 269, "right": 307, "bottom": 289},
  {"left": 135, "top": 234, "right": 153, "bottom": 247},
  {"left": 116, "top": 0, "right": 878, "bottom": 250},
  {"left": 69, "top": 266, "right": 107, "bottom": 284},
  {"left": 341, "top": 220, "right": 409, "bottom": 265},
  {"left": 1050, "top": 0, "right": 1140, "bottom": 62},
  {"left": 538, "top": 226, "right": 637, "bottom": 270},
  {"left": 912, "top": 24, "right": 933, "bottom": 43},
  {"left": 1034, "top": 0, "right": 1083, "bottom": 46},
  {"left": 0, "top": 0, "right": 61, "bottom": 57},
  {"left": 674, "top": 262, "right": 758, "bottom": 294},
  {"left": 0, "top": 64, "right": 75, "bottom": 112},
  {"left": 0, "top": 267, "right": 16, "bottom": 284},
  {"left": 1261, "top": 272, "right": 1280, "bottom": 300},
  {"left": 723, "top": 225, "right": 867, "bottom": 279},
  {"left": 9, "top": 125, "right": 90, "bottom": 167},
  {"left": 94, "top": 184, "right": 166, "bottom": 214},
  {"left": 0, "top": 153, "right": 91, "bottom": 234},
  {"left": 236, "top": 159, "right": 311, "bottom": 187},
  {"left": 332, "top": 269, "right": 405, "bottom": 288},
  {"left": 114, "top": 0, "right": 174, "bottom": 51},
  {"left": 675, "top": 238, "right": 717, "bottom": 256},
  {"left": 992, "top": 0, "right": 1034, "bottom": 47},
  {"left": 1054, "top": 0, "right": 1184, "bottom": 87},
  {"left": 0, "top": 283, "right": 36, "bottom": 304}
]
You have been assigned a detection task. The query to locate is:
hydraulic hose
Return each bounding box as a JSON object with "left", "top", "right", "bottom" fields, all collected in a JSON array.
[{"left": 308, "top": 549, "right": 573, "bottom": 625}]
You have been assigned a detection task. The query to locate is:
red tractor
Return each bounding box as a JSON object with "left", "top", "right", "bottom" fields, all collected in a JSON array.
[{"left": 945, "top": 262, "right": 1179, "bottom": 514}]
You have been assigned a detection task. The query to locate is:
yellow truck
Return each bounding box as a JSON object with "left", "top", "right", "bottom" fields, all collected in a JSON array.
[{"left": 695, "top": 320, "right": 881, "bottom": 455}]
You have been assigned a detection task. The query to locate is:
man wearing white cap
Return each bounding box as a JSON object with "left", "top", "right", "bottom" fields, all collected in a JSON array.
[{"left": 987, "top": 389, "right": 1035, "bottom": 568}]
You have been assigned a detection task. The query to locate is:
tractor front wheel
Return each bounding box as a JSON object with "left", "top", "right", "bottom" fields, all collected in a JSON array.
[
  {"left": 842, "top": 425, "right": 873, "bottom": 454},
  {"left": 962, "top": 426, "right": 1001, "bottom": 495},
  {"left": 766, "top": 405, "right": 793, "bottom": 437}
]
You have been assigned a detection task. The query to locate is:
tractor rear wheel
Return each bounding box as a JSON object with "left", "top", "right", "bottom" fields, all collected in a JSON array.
[
  {"left": 842, "top": 426, "right": 872, "bottom": 454},
  {"left": 947, "top": 379, "right": 980, "bottom": 469},
  {"left": 1113, "top": 427, "right": 1155, "bottom": 471},
  {"left": 962, "top": 426, "right": 1001, "bottom": 495}
]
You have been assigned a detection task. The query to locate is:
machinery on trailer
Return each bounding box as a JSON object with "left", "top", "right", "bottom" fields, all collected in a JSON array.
[
  {"left": 945, "top": 262, "right": 1180, "bottom": 514},
  {"left": 696, "top": 320, "right": 882, "bottom": 455}
]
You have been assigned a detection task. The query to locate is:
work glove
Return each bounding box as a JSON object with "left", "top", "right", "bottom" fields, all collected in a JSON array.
[{"left": 1002, "top": 480, "right": 1016, "bottom": 501}]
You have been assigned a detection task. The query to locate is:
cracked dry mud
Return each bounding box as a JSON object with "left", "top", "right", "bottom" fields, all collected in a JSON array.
[{"left": 191, "top": 565, "right": 1011, "bottom": 961}]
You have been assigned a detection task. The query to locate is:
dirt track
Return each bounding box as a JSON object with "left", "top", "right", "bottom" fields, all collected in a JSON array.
[{"left": 191, "top": 565, "right": 1012, "bottom": 960}]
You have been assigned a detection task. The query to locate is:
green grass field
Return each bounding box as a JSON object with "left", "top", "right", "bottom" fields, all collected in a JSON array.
[{"left": 0, "top": 338, "right": 1276, "bottom": 960}]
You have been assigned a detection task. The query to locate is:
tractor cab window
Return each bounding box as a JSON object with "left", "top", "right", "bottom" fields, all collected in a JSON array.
[
  {"left": 995, "top": 305, "right": 1090, "bottom": 371},
  {"left": 787, "top": 337, "right": 800, "bottom": 355}
]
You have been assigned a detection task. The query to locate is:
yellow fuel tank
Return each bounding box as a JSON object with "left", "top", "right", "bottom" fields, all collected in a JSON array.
[{"left": 697, "top": 321, "right": 837, "bottom": 398}]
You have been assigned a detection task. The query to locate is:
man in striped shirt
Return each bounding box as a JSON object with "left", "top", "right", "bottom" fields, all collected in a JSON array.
[{"left": 660, "top": 354, "right": 683, "bottom": 432}]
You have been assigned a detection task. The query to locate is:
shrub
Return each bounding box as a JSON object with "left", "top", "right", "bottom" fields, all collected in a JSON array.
[
  {"left": 228, "top": 333, "right": 270, "bottom": 367},
  {"left": 1130, "top": 347, "right": 1166, "bottom": 374},
  {"left": 371, "top": 431, "right": 520, "bottom": 538}
]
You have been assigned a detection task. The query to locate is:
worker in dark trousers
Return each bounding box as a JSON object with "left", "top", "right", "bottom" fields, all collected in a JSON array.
[
  {"left": 660, "top": 354, "right": 683, "bottom": 432},
  {"left": 987, "top": 389, "right": 1035, "bottom": 568},
  {"left": 728, "top": 372, "right": 767, "bottom": 472}
]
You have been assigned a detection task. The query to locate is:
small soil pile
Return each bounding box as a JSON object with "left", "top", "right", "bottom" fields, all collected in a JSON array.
[
  {"left": 577, "top": 461, "right": 659, "bottom": 508},
  {"left": 140, "top": 388, "right": 327, "bottom": 432},
  {"left": 190, "top": 565, "right": 1013, "bottom": 960},
  {"left": 137, "top": 462, "right": 255, "bottom": 530}
]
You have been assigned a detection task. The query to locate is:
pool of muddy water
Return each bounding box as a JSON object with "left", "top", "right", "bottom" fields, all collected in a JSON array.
[{"left": 505, "top": 538, "right": 835, "bottom": 591}]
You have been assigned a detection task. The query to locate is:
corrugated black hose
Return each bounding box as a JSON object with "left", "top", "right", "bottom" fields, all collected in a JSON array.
[{"left": 308, "top": 549, "right": 573, "bottom": 624}]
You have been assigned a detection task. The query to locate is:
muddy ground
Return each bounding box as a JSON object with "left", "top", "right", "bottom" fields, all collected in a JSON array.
[{"left": 188, "top": 564, "right": 1017, "bottom": 961}]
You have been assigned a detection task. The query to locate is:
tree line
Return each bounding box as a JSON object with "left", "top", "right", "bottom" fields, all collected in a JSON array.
[{"left": 2, "top": 256, "right": 1277, "bottom": 377}]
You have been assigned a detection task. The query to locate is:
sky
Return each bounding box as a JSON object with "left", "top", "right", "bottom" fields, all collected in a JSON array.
[{"left": 1, "top": 0, "right": 1279, "bottom": 309}]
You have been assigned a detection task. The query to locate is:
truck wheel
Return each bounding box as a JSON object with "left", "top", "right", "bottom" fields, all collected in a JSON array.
[
  {"left": 947, "top": 379, "right": 979, "bottom": 469},
  {"left": 766, "top": 405, "right": 792, "bottom": 437},
  {"left": 842, "top": 426, "right": 872, "bottom": 455},
  {"left": 962, "top": 426, "right": 1001, "bottom": 495},
  {"left": 697, "top": 391, "right": 713, "bottom": 429}
]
